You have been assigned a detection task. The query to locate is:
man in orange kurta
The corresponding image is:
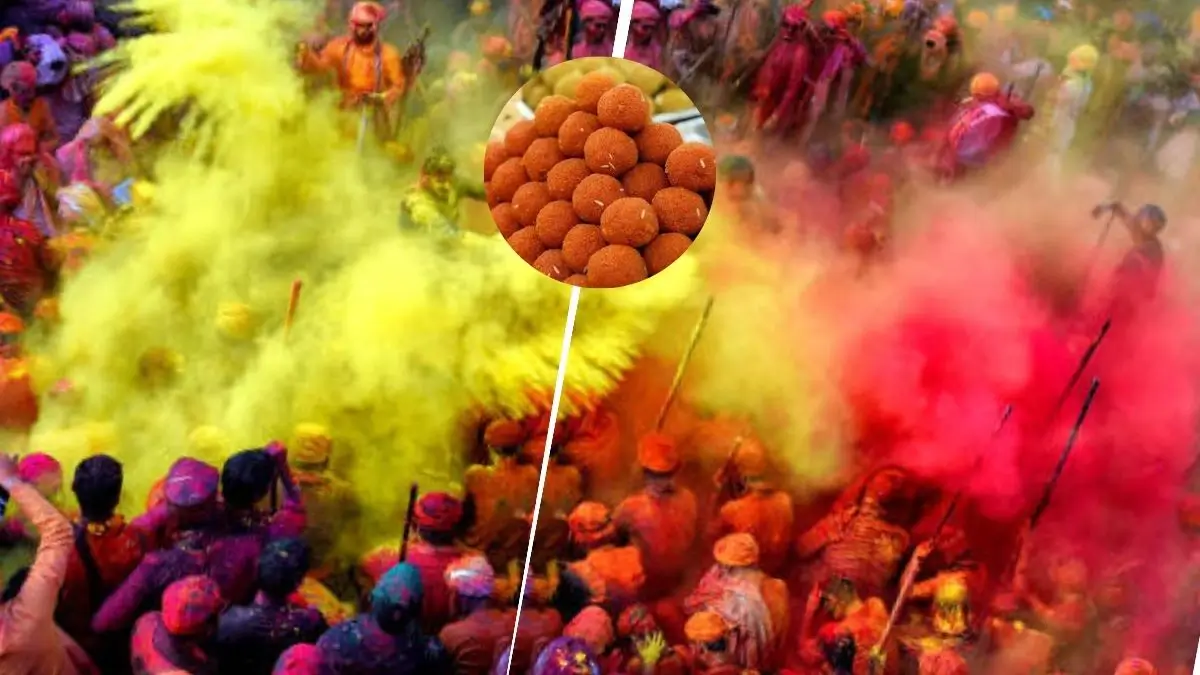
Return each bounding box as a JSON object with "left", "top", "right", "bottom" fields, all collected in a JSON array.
[
  {"left": 613, "top": 433, "right": 698, "bottom": 598},
  {"left": 462, "top": 419, "right": 540, "bottom": 571},
  {"left": 711, "top": 438, "right": 794, "bottom": 577},
  {"left": 299, "top": 2, "right": 406, "bottom": 143}
]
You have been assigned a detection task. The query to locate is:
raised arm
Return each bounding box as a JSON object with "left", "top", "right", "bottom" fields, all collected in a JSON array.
[{"left": 0, "top": 460, "right": 73, "bottom": 646}]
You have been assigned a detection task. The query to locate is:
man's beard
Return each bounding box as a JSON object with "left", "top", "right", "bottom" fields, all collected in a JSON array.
[{"left": 353, "top": 29, "right": 376, "bottom": 45}]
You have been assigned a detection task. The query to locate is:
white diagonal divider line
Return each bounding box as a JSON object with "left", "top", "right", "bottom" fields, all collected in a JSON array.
[
  {"left": 1193, "top": 635, "right": 1199, "bottom": 675},
  {"left": 505, "top": 285, "right": 581, "bottom": 675},
  {"left": 613, "top": 0, "right": 635, "bottom": 58}
]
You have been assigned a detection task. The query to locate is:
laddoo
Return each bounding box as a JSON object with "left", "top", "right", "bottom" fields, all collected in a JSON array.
[
  {"left": 490, "top": 58, "right": 712, "bottom": 287},
  {"left": 652, "top": 187, "right": 707, "bottom": 236},
  {"left": 534, "top": 95, "right": 578, "bottom": 137},
  {"left": 523, "top": 138, "right": 564, "bottom": 181},
  {"left": 596, "top": 84, "right": 651, "bottom": 133},
  {"left": 562, "top": 224, "right": 607, "bottom": 273},
  {"left": 665, "top": 142, "right": 717, "bottom": 192},
  {"left": 574, "top": 70, "right": 619, "bottom": 114},
  {"left": 586, "top": 245, "right": 648, "bottom": 288},
  {"left": 535, "top": 200, "right": 578, "bottom": 248},
  {"left": 491, "top": 158, "right": 529, "bottom": 202},
  {"left": 572, "top": 174, "right": 625, "bottom": 223},
  {"left": 511, "top": 182, "right": 552, "bottom": 227},
  {"left": 643, "top": 233, "right": 691, "bottom": 275},
  {"left": 504, "top": 119, "right": 538, "bottom": 157},
  {"left": 558, "top": 111, "right": 602, "bottom": 158},
  {"left": 546, "top": 158, "right": 591, "bottom": 201},
  {"left": 621, "top": 163, "right": 668, "bottom": 201},
  {"left": 635, "top": 123, "right": 683, "bottom": 166},
  {"left": 492, "top": 203, "right": 521, "bottom": 238},
  {"left": 600, "top": 197, "right": 659, "bottom": 248},
  {"left": 507, "top": 228, "right": 546, "bottom": 264},
  {"left": 533, "top": 250, "right": 571, "bottom": 281},
  {"left": 484, "top": 141, "right": 507, "bottom": 181},
  {"left": 584, "top": 128, "right": 638, "bottom": 177}
]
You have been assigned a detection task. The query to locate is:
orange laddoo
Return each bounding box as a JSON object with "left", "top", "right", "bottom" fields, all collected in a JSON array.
[
  {"left": 600, "top": 197, "right": 659, "bottom": 248},
  {"left": 664, "top": 142, "right": 717, "bottom": 192},
  {"left": 574, "top": 70, "right": 619, "bottom": 114},
  {"left": 572, "top": 174, "right": 625, "bottom": 223},
  {"left": 652, "top": 187, "right": 707, "bottom": 236},
  {"left": 621, "top": 163, "right": 669, "bottom": 201},
  {"left": 564, "top": 274, "right": 589, "bottom": 287},
  {"left": 562, "top": 224, "right": 607, "bottom": 273},
  {"left": 584, "top": 127, "right": 639, "bottom": 177},
  {"left": 485, "top": 182, "right": 499, "bottom": 208},
  {"left": 507, "top": 228, "right": 546, "bottom": 264},
  {"left": 504, "top": 119, "right": 539, "bottom": 157},
  {"left": 484, "top": 141, "right": 508, "bottom": 181},
  {"left": 534, "top": 250, "right": 571, "bottom": 281},
  {"left": 523, "top": 138, "right": 564, "bottom": 181},
  {"left": 558, "top": 111, "right": 602, "bottom": 158},
  {"left": 644, "top": 233, "right": 691, "bottom": 275},
  {"left": 535, "top": 200, "right": 579, "bottom": 248},
  {"left": 491, "top": 158, "right": 529, "bottom": 202},
  {"left": 512, "top": 182, "right": 552, "bottom": 227},
  {"left": 597, "top": 84, "right": 651, "bottom": 133},
  {"left": 635, "top": 123, "right": 683, "bottom": 166},
  {"left": 534, "top": 95, "right": 578, "bottom": 137},
  {"left": 586, "top": 245, "right": 648, "bottom": 288},
  {"left": 546, "top": 158, "right": 591, "bottom": 201},
  {"left": 492, "top": 203, "right": 521, "bottom": 238}
]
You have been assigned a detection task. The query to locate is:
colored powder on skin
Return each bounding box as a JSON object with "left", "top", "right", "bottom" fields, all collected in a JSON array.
[{"left": 23, "top": 0, "right": 696, "bottom": 547}]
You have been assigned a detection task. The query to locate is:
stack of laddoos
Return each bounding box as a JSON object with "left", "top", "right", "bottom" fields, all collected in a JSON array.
[{"left": 486, "top": 61, "right": 716, "bottom": 288}]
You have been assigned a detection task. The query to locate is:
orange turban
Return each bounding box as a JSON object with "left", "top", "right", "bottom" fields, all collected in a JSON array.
[
  {"left": 568, "top": 501, "right": 616, "bottom": 547},
  {"left": 349, "top": 1, "right": 386, "bottom": 25},
  {"left": 684, "top": 611, "right": 727, "bottom": 642},
  {"left": 484, "top": 419, "right": 526, "bottom": 449},
  {"left": 713, "top": 533, "right": 759, "bottom": 568},
  {"left": 970, "top": 72, "right": 1000, "bottom": 98},
  {"left": 733, "top": 439, "right": 768, "bottom": 481},
  {"left": 0, "top": 313, "right": 24, "bottom": 336},
  {"left": 637, "top": 432, "right": 679, "bottom": 473}
]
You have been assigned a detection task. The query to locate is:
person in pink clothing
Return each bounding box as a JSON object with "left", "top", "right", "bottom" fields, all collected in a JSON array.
[
  {"left": 625, "top": 2, "right": 665, "bottom": 70},
  {"left": 571, "top": 0, "right": 616, "bottom": 59},
  {"left": 0, "top": 452, "right": 100, "bottom": 674},
  {"left": 129, "top": 575, "right": 224, "bottom": 674},
  {"left": 358, "top": 492, "right": 468, "bottom": 634}
]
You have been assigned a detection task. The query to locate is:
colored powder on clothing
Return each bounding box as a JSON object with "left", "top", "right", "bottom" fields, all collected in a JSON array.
[{"left": 22, "top": 0, "right": 697, "bottom": 552}]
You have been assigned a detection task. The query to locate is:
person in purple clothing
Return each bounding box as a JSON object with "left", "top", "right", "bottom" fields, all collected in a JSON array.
[
  {"left": 92, "top": 458, "right": 223, "bottom": 635},
  {"left": 214, "top": 444, "right": 307, "bottom": 605},
  {"left": 222, "top": 443, "right": 306, "bottom": 541},
  {"left": 217, "top": 538, "right": 327, "bottom": 675},
  {"left": 315, "top": 563, "right": 448, "bottom": 675}
]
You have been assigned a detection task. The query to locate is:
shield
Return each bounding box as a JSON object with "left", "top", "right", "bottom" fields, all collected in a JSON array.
[{"left": 948, "top": 102, "right": 1015, "bottom": 168}]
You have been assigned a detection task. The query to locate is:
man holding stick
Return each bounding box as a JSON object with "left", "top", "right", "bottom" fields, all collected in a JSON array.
[{"left": 298, "top": 2, "right": 406, "bottom": 147}]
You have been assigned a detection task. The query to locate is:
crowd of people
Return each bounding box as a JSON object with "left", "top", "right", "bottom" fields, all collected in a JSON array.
[{"left": 0, "top": 0, "right": 1196, "bottom": 674}]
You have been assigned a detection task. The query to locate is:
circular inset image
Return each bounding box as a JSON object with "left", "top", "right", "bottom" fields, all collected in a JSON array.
[{"left": 487, "top": 57, "right": 714, "bottom": 289}]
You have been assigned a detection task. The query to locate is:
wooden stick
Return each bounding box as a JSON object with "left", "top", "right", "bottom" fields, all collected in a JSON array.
[
  {"left": 284, "top": 280, "right": 303, "bottom": 340},
  {"left": 399, "top": 482, "right": 420, "bottom": 562},
  {"left": 654, "top": 297, "right": 716, "bottom": 430}
]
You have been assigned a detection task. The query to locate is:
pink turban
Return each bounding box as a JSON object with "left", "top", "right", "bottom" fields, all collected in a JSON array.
[
  {"left": 18, "top": 453, "right": 62, "bottom": 483},
  {"left": 580, "top": 0, "right": 613, "bottom": 19},
  {"left": 1, "top": 62, "right": 36, "bottom": 92},
  {"left": 633, "top": 1, "right": 661, "bottom": 20},
  {"left": 564, "top": 605, "right": 614, "bottom": 654}
]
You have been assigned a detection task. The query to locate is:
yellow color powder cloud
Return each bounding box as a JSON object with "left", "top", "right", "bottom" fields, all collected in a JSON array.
[{"left": 27, "top": 0, "right": 697, "bottom": 541}]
